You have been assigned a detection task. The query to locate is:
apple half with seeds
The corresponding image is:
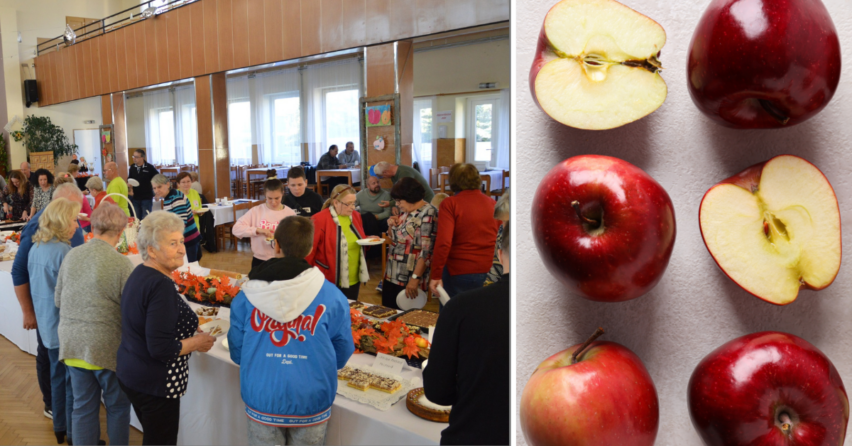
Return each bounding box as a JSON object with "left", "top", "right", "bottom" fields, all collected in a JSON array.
[
  {"left": 699, "top": 155, "right": 841, "bottom": 305},
  {"left": 529, "top": 0, "right": 667, "bottom": 130}
]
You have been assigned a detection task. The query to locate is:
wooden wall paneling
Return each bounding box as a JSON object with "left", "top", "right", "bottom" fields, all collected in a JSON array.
[
  {"left": 68, "top": 45, "right": 81, "bottom": 101},
  {"left": 194, "top": 75, "right": 215, "bottom": 200},
  {"left": 398, "top": 41, "right": 414, "bottom": 164},
  {"left": 178, "top": 6, "right": 194, "bottom": 80},
  {"left": 93, "top": 37, "right": 105, "bottom": 96},
  {"left": 203, "top": 0, "right": 220, "bottom": 73},
  {"left": 263, "top": 0, "right": 283, "bottom": 63},
  {"left": 49, "top": 51, "right": 60, "bottom": 104},
  {"left": 79, "top": 41, "right": 92, "bottom": 98},
  {"left": 210, "top": 73, "right": 231, "bottom": 200},
  {"left": 76, "top": 44, "right": 88, "bottom": 99},
  {"left": 365, "top": 43, "right": 394, "bottom": 97},
  {"left": 232, "top": 0, "right": 250, "bottom": 69},
  {"left": 154, "top": 15, "right": 170, "bottom": 85},
  {"left": 366, "top": 0, "right": 391, "bottom": 45},
  {"left": 390, "top": 0, "right": 416, "bottom": 41},
  {"left": 189, "top": 1, "right": 206, "bottom": 76},
  {"left": 320, "top": 0, "right": 343, "bottom": 53},
  {"left": 105, "top": 31, "right": 119, "bottom": 94},
  {"left": 247, "top": 0, "right": 266, "bottom": 66},
  {"left": 166, "top": 11, "right": 182, "bottom": 81},
  {"left": 56, "top": 49, "right": 68, "bottom": 103},
  {"left": 97, "top": 33, "right": 109, "bottom": 94},
  {"left": 342, "top": 0, "right": 366, "bottom": 48},
  {"left": 300, "top": 0, "right": 321, "bottom": 56},
  {"left": 112, "top": 94, "right": 129, "bottom": 179},
  {"left": 415, "top": 0, "right": 446, "bottom": 36},
  {"left": 35, "top": 56, "right": 47, "bottom": 106},
  {"left": 282, "top": 0, "right": 301, "bottom": 60},
  {"left": 124, "top": 27, "right": 139, "bottom": 90},
  {"left": 217, "top": 0, "right": 236, "bottom": 71},
  {"left": 135, "top": 23, "right": 149, "bottom": 88},
  {"left": 114, "top": 28, "right": 129, "bottom": 92}
]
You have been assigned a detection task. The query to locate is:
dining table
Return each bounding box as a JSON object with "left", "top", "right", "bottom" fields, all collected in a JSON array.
[
  {"left": 438, "top": 170, "right": 505, "bottom": 195},
  {"left": 244, "top": 167, "right": 291, "bottom": 198}
]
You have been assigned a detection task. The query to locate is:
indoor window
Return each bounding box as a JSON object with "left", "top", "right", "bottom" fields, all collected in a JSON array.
[
  {"left": 157, "top": 108, "right": 176, "bottom": 163},
  {"left": 272, "top": 94, "right": 301, "bottom": 165},
  {"left": 323, "top": 88, "right": 360, "bottom": 155},
  {"left": 228, "top": 101, "right": 252, "bottom": 165},
  {"left": 467, "top": 96, "right": 500, "bottom": 169}
]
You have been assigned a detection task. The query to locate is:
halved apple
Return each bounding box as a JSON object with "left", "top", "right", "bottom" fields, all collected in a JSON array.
[
  {"left": 699, "top": 155, "right": 841, "bottom": 305},
  {"left": 529, "top": 0, "right": 667, "bottom": 130}
]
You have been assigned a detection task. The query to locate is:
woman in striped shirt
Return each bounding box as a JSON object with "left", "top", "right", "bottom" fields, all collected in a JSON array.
[{"left": 151, "top": 174, "right": 201, "bottom": 263}]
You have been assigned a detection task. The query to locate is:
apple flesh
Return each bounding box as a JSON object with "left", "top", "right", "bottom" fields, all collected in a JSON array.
[
  {"left": 688, "top": 331, "right": 849, "bottom": 445},
  {"left": 687, "top": 0, "right": 841, "bottom": 128},
  {"left": 532, "top": 155, "right": 676, "bottom": 302},
  {"left": 520, "top": 337, "right": 659, "bottom": 446},
  {"left": 530, "top": 0, "right": 667, "bottom": 130},
  {"left": 699, "top": 155, "right": 840, "bottom": 305}
]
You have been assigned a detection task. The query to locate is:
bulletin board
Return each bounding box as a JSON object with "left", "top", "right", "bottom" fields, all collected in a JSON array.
[{"left": 359, "top": 94, "right": 401, "bottom": 187}]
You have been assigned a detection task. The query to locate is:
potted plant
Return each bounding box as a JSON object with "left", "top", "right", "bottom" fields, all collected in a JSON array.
[
  {"left": 19, "top": 115, "right": 77, "bottom": 161},
  {"left": 0, "top": 134, "right": 8, "bottom": 176}
]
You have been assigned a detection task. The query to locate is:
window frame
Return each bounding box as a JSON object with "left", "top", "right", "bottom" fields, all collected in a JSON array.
[
  {"left": 466, "top": 95, "right": 500, "bottom": 170},
  {"left": 268, "top": 90, "right": 302, "bottom": 166},
  {"left": 320, "top": 84, "right": 361, "bottom": 157}
]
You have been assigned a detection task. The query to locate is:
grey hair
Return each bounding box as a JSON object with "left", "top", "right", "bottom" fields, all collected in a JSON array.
[
  {"left": 151, "top": 174, "right": 171, "bottom": 186},
  {"left": 85, "top": 176, "right": 104, "bottom": 192},
  {"left": 494, "top": 188, "right": 510, "bottom": 221},
  {"left": 500, "top": 221, "right": 510, "bottom": 255},
  {"left": 53, "top": 182, "right": 84, "bottom": 201},
  {"left": 136, "top": 211, "right": 185, "bottom": 261},
  {"left": 373, "top": 161, "right": 392, "bottom": 176},
  {"left": 90, "top": 202, "right": 127, "bottom": 237}
]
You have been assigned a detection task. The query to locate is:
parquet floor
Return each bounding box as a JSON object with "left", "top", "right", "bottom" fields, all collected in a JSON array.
[{"left": 0, "top": 240, "right": 437, "bottom": 445}]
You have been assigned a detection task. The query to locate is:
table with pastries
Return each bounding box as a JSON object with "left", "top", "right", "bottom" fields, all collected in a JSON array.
[{"left": 0, "top": 253, "right": 446, "bottom": 445}]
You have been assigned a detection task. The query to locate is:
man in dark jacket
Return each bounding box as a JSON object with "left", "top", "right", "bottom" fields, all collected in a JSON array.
[
  {"left": 283, "top": 167, "right": 324, "bottom": 217},
  {"left": 127, "top": 149, "right": 159, "bottom": 220},
  {"left": 317, "top": 145, "right": 348, "bottom": 191},
  {"left": 423, "top": 222, "right": 510, "bottom": 445}
]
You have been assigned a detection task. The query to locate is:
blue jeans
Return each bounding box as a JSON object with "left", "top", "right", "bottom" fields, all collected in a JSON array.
[
  {"left": 47, "top": 349, "right": 73, "bottom": 438},
  {"left": 186, "top": 238, "right": 200, "bottom": 263},
  {"left": 130, "top": 197, "right": 153, "bottom": 220},
  {"left": 68, "top": 367, "right": 131, "bottom": 446},
  {"left": 441, "top": 269, "right": 488, "bottom": 310},
  {"left": 246, "top": 417, "right": 328, "bottom": 446}
]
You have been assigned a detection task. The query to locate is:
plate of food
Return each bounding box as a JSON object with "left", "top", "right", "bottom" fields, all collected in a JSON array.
[
  {"left": 356, "top": 236, "right": 384, "bottom": 246},
  {"left": 199, "top": 319, "right": 230, "bottom": 337},
  {"left": 362, "top": 305, "right": 397, "bottom": 319},
  {"left": 406, "top": 387, "right": 451, "bottom": 423},
  {"left": 195, "top": 307, "right": 219, "bottom": 317}
]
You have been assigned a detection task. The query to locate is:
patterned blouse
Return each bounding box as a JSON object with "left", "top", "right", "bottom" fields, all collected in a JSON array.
[
  {"left": 31, "top": 186, "right": 54, "bottom": 214},
  {"left": 385, "top": 202, "right": 438, "bottom": 288},
  {"left": 2, "top": 183, "right": 33, "bottom": 220}
]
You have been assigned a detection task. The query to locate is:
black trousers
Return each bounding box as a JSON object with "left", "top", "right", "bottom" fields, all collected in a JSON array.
[
  {"left": 119, "top": 380, "right": 181, "bottom": 445},
  {"left": 360, "top": 212, "right": 389, "bottom": 238},
  {"left": 381, "top": 281, "right": 406, "bottom": 310},
  {"left": 36, "top": 329, "right": 51, "bottom": 409},
  {"left": 339, "top": 282, "right": 361, "bottom": 301}
]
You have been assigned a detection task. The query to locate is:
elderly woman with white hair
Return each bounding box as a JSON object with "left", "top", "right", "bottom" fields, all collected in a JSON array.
[
  {"left": 55, "top": 203, "right": 134, "bottom": 445},
  {"left": 116, "top": 211, "right": 215, "bottom": 445},
  {"left": 151, "top": 174, "right": 202, "bottom": 263},
  {"left": 28, "top": 198, "right": 81, "bottom": 444}
]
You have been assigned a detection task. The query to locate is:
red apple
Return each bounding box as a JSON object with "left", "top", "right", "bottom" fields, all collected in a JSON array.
[
  {"left": 699, "top": 155, "right": 841, "bottom": 305},
  {"left": 520, "top": 329, "right": 659, "bottom": 446},
  {"left": 688, "top": 331, "right": 849, "bottom": 445},
  {"left": 687, "top": 0, "right": 841, "bottom": 128},
  {"left": 529, "top": 0, "right": 668, "bottom": 130},
  {"left": 531, "top": 155, "right": 676, "bottom": 302}
]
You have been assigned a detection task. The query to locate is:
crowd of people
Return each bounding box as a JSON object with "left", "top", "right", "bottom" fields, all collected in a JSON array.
[{"left": 5, "top": 148, "right": 509, "bottom": 445}]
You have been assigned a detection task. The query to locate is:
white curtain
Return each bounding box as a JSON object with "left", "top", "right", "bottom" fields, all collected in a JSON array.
[
  {"left": 143, "top": 88, "right": 173, "bottom": 165},
  {"left": 227, "top": 76, "right": 253, "bottom": 165},
  {"left": 254, "top": 68, "right": 301, "bottom": 166},
  {"left": 174, "top": 85, "right": 198, "bottom": 165},
  {"left": 495, "top": 88, "right": 511, "bottom": 171},
  {"left": 302, "top": 58, "right": 363, "bottom": 164}
]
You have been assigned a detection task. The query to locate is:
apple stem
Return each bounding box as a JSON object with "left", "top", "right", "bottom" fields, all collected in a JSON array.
[
  {"left": 779, "top": 412, "right": 792, "bottom": 435},
  {"left": 571, "top": 327, "right": 605, "bottom": 365},
  {"left": 759, "top": 100, "right": 790, "bottom": 125},
  {"left": 571, "top": 201, "right": 601, "bottom": 227}
]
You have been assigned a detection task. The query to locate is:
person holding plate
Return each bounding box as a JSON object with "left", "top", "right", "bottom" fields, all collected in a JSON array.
[
  {"left": 233, "top": 178, "right": 296, "bottom": 270},
  {"left": 382, "top": 178, "right": 438, "bottom": 309}
]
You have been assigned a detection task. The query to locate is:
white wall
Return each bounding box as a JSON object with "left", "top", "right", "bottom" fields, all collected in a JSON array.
[{"left": 517, "top": 0, "right": 852, "bottom": 444}]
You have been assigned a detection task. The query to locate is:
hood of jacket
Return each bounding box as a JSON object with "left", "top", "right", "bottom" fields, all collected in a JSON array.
[{"left": 242, "top": 257, "right": 326, "bottom": 323}]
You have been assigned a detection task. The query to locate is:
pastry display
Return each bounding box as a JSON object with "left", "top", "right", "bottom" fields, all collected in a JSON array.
[
  {"left": 347, "top": 377, "right": 371, "bottom": 391},
  {"left": 351, "top": 309, "right": 430, "bottom": 359},
  {"left": 396, "top": 310, "right": 439, "bottom": 329},
  {"left": 337, "top": 365, "right": 402, "bottom": 395},
  {"left": 195, "top": 307, "right": 219, "bottom": 316},
  {"left": 362, "top": 305, "right": 397, "bottom": 319},
  {"left": 337, "top": 366, "right": 357, "bottom": 381},
  {"left": 406, "top": 387, "right": 451, "bottom": 423},
  {"left": 349, "top": 301, "right": 366, "bottom": 310},
  {"left": 369, "top": 375, "right": 402, "bottom": 394}
]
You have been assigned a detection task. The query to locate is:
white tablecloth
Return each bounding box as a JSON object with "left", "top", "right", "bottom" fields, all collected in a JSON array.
[
  {"left": 151, "top": 200, "right": 255, "bottom": 227},
  {"left": 318, "top": 168, "right": 362, "bottom": 185}
]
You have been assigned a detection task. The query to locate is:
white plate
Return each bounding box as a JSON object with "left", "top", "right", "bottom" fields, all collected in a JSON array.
[
  {"left": 199, "top": 319, "right": 230, "bottom": 337},
  {"left": 356, "top": 238, "right": 384, "bottom": 246},
  {"left": 436, "top": 285, "right": 451, "bottom": 306},
  {"left": 221, "top": 337, "right": 229, "bottom": 351},
  {"left": 127, "top": 178, "right": 140, "bottom": 187},
  {"left": 195, "top": 208, "right": 210, "bottom": 214},
  {"left": 397, "top": 288, "right": 427, "bottom": 311},
  {"left": 78, "top": 213, "right": 87, "bottom": 219}
]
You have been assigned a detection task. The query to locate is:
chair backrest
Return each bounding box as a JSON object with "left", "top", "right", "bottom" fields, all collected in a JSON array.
[
  {"left": 503, "top": 170, "right": 510, "bottom": 189},
  {"left": 232, "top": 200, "right": 256, "bottom": 220},
  {"left": 439, "top": 166, "right": 450, "bottom": 173},
  {"left": 480, "top": 174, "right": 491, "bottom": 193},
  {"left": 429, "top": 168, "right": 438, "bottom": 188}
]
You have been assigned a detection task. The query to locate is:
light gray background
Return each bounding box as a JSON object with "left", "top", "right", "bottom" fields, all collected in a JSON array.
[{"left": 516, "top": 0, "right": 852, "bottom": 444}]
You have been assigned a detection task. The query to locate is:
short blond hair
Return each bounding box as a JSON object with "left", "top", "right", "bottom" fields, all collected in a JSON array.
[
  {"left": 322, "top": 185, "right": 356, "bottom": 210},
  {"left": 32, "top": 198, "right": 81, "bottom": 245},
  {"left": 431, "top": 193, "right": 449, "bottom": 208},
  {"left": 67, "top": 163, "right": 79, "bottom": 175},
  {"left": 54, "top": 174, "right": 75, "bottom": 186}
]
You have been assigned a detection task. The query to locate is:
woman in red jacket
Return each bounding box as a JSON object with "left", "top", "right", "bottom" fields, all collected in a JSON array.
[
  {"left": 306, "top": 185, "right": 373, "bottom": 300},
  {"left": 429, "top": 163, "right": 500, "bottom": 300}
]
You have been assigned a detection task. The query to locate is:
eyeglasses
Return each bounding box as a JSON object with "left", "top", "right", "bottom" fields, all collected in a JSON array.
[{"left": 340, "top": 201, "right": 356, "bottom": 208}]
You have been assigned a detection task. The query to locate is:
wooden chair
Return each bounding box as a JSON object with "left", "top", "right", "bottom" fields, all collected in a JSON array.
[
  {"left": 428, "top": 168, "right": 441, "bottom": 194},
  {"left": 480, "top": 174, "right": 491, "bottom": 197},
  {"left": 216, "top": 200, "right": 257, "bottom": 250},
  {"left": 493, "top": 170, "right": 509, "bottom": 198}
]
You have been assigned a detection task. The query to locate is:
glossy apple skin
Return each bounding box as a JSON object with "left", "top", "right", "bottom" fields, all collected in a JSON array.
[
  {"left": 687, "top": 0, "right": 841, "bottom": 129},
  {"left": 531, "top": 155, "right": 676, "bottom": 302},
  {"left": 520, "top": 340, "right": 659, "bottom": 446},
  {"left": 688, "top": 332, "right": 849, "bottom": 445}
]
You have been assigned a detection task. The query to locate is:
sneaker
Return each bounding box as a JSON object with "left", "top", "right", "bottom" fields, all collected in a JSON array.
[
  {"left": 44, "top": 406, "right": 53, "bottom": 420},
  {"left": 376, "top": 280, "right": 383, "bottom": 292}
]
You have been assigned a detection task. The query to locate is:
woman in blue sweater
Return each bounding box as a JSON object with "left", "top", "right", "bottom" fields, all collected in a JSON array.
[{"left": 151, "top": 174, "right": 202, "bottom": 262}]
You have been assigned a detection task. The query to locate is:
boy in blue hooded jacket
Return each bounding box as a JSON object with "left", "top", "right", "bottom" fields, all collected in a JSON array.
[{"left": 228, "top": 215, "right": 354, "bottom": 445}]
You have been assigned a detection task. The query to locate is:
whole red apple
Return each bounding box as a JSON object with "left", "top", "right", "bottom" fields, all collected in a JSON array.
[
  {"left": 520, "top": 329, "right": 659, "bottom": 446},
  {"left": 688, "top": 331, "right": 849, "bottom": 445},
  {"left": 687, "top": 0, "right": 841, "bottom": 128},
  {"left": 531, "top": 155, "right": 676, "bottom": 302}
]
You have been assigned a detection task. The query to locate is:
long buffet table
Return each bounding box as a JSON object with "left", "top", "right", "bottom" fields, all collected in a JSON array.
[{"left": 0, "top": 256, "right": 444, "bottom": 445}]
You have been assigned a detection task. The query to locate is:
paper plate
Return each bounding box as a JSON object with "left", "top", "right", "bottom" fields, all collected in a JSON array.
[
  {"left": 436, "top": 285, "right": 451, "bottom": 306},
  {"left": 356, "top": 238, "right": 384, "bottom": 246},
  {"left": 397, "top": 288, "right": 427, "bottom": 311},
  {"left": 127, "top": 178, "right": 140, "bottom": 187},
  {"left": 199, "top": 319, "right": 230, "bottom": 337}
]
